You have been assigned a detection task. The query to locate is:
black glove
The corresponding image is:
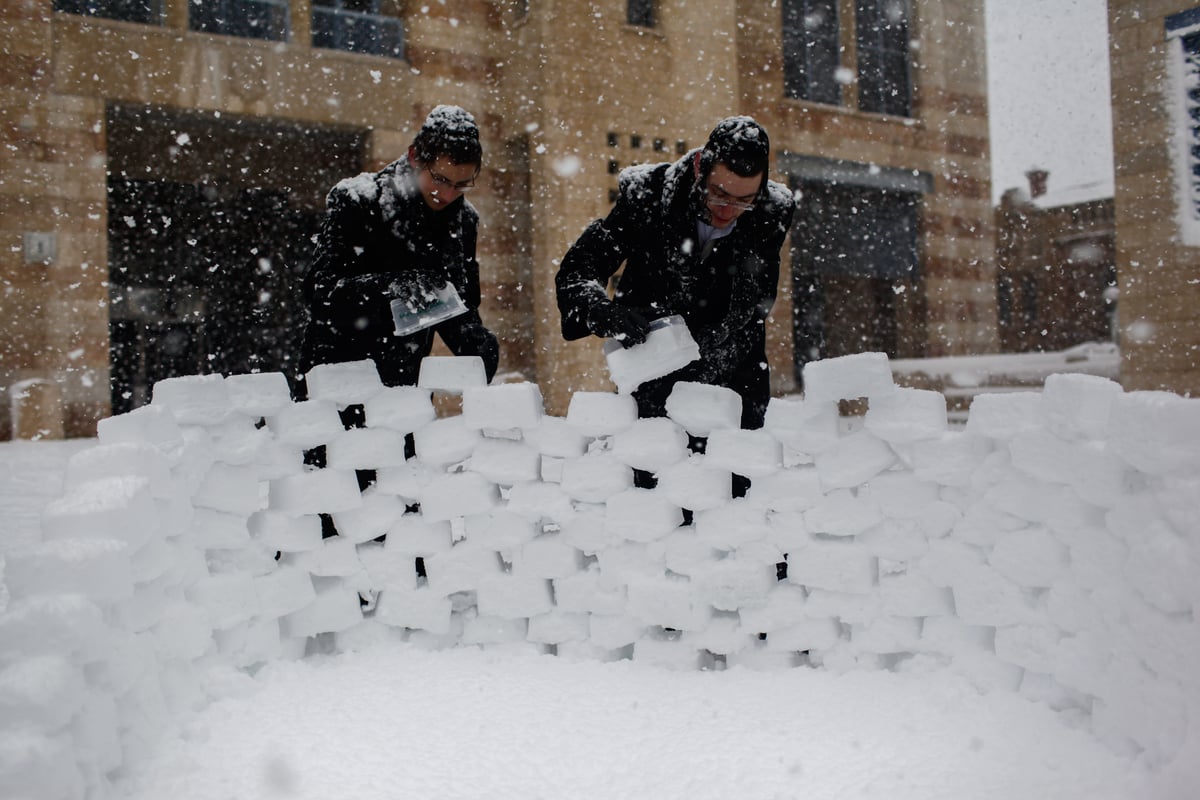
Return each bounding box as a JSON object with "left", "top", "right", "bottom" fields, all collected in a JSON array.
[
  {"left": 389, "top": 271, "right": 446, "bottom": 314},
  {"left": 586, "top": 302, "right": 651, "bottom": 348}
]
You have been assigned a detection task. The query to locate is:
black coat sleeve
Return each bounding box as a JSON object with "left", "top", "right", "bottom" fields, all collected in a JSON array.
[
  {"left": 555, "top": 172, "right": 654, "bottom": 340},
  {"left": 435, "top": 216, "right": 500, "bottom": 381},
  {"left": 305, "top": 184, "right": 396, "bottom": 337}
]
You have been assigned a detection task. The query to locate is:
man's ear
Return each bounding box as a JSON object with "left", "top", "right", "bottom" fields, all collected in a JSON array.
[
  {"left": 407, "top": 145, "right": 418, "bottom": 166},
  {"left": 692, "top": 151, "right": 702, "bottom": 178}
]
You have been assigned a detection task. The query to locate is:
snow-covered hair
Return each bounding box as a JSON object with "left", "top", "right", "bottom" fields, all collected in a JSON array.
[
  {"left": 411, "top": 104, "right": 482, "bottom": 167},
  {"left": 697, "top": 116, "right": 770, "bottom": 194}
]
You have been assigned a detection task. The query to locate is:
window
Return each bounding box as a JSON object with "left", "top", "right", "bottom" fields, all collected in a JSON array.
[
  {"left": 312, "top": 0, "right": 405, "bottom": 59},
  {"left": 1166, "top": 9, "right": 1200, "bottom": 245},
  {"left": 190, "top": 0, "right": 289, "bottom": 43},
  {"left": 856, "top": 0, "right": 912, "bottom": 116},
  {"left": 782, "top": 0, "right": 841, "bottom": 105},
  {"left": 627, "top": 0, "right": 655, "bottom": 28},
  {"left": 54, "top": 0, "right": 163, "bottom": 24}
]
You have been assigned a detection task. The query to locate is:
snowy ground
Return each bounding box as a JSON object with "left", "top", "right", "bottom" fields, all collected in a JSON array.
[{"left": 0, "top": 439, "right": 1190, "bottom": 799}]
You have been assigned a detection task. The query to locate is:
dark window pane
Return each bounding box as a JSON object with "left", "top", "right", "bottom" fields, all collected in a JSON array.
[
  {"left": 856, "top": 0, "right": 912, "bottom": 116},
  {"left": 627, "top": 0, "right": 655, "bottom": 27},
  {"left": 54, "top": 0, "right": 163, "bottom": 24},
  {"left": 782, "top": 0, "right": 841, "bottom": 105},
  {"left": 190, "top": 0, "right": 290, "bottom": 43},
  {"left": 312, "top": 1, "right": 405, "bottom": 59}
]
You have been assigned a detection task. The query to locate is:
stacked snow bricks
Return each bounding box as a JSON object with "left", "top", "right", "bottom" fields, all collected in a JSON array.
[{"left": 4, "top": 353, "right": 1200, "bottom": 798}]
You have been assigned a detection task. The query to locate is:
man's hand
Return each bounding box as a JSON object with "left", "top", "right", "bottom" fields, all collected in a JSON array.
[
  {"left": 389, "top": 271, "right": 445, "bottom": 313},
  {"left": 586, "top": 302, "right": 651, "bottom": 347}
]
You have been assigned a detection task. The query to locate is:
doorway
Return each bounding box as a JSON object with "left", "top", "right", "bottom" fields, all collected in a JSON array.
[{"left": 105, "top": 104, "right": 366, "bottom": 413}]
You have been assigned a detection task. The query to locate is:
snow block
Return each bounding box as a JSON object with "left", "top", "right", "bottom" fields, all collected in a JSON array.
[
  {"left": 41, "top": 475, "right": 157, "bottom": 552},
  {"left": 654, "top": 455, "right": 732, "bottom": 511},
  {"left": 304, "top": 359, "right": 384, "bottom": 405},
  {"left": 193, "top": 463, "right": 266, "bottom": 516},
  {"left": 223, "top": 370, "right": 293, "bottom": 417},
  {"left": 560, "top": 451, "right": 633, "bottom": 503},
  {"left": 462, "top": 382, "right": 544, "bottom": 430},
  {"left": 683, "top": 613, "right": 757, "bottom": 656},
  {"left": 565, "top": 391, "right": 638, "bottom": 437},
  {"left": 281, "top": 582, "right": 363, "bottom": 638},
  {"left": 908, "top": 431, "right": 993, "bottom": 487},
  {"left": 813, "top": 430, "right": 896, "bottom": 490},
  {"left": 255, "top": 566, "right": 317, "bottom": 618},
  {"left": 330, "top": 489, "right": 407, "bottom": 545},
  {"left": 704, "top": 428, "right": 782, "bottom": 477},
  {"left": 763, "top": 396, "right": 840, "bottom": 455},
  {"left": 849, "top": 616, "right": 921, "bottom": 653},
  {"left": 963, "top": 392, "right": 1043, "bottom": 440},
  {"left": 987, "top": 527, "right": 1069, "bottom": 588},
  {"left": 417, "top": 355, "right": 488, "bottom": 392},
  {"left": 604, "top": 487, "right": 683, "bottom": 543},
  {"left": 743, "top": 466, "right": 823, "bottom": 513},
  {"left": 626, "top": 574, "right": 711, "bottom": 631},
  {"left": 248, "top": 509, "right": 323, "bottom": 553},
  {"left": 694, "top": 498, "right": 770, "bottom": 549},
  {"left": 385, "top": 514, "right": 454, "bottom": 556},
  {"left": 610, "top": 416, "right": 689, "bottom": 472},
  {"left": 151, "top": 373, "right": 232, "bottom": 425},
  {"left": 526, "top": 610, "right": 590, "bottom": 644},
  {"left": 802, "top": 352, "right": 895, "bottom": 403},
  {"left": 522, "top": 415, "right": 589, "bottom": 458},
  {"left": 512, "top": 535, "right": 584, "bottom": 579},
  {"left": 763, "top": 617, "right": 841, "bottom": 653},
  {"left": 787, "top": 539, "right": 877, "bottom": 594},
  {"left": 186, "top": 571, "right": 260, "bottom": 630},
  {"left": 1039, "top": 373, "right": 1123, "bottom": 441},
  {"left": 468, "top": 438, "right": 541, "bottom": 485},
  {"left": 1110, "top": 390, "right": 1200, "bottom": 474},
  {"left": 419, "top": 472, "right": 499, "bottom": 522},
  {"left": 269, "top": 469, "right": 364, "bottom": 516},
  {"left": 289, "top": 536, "right": 363, "bottom": 578},
  {"left": 589, "top": 614, "right": 647, "bottom": 649},
  {"left": 553, "top": 569, "right": 626, "bottom": 615},
  {"left": 0, "top": 594, "right": 107, "bottom": 666},
  {"left": 863, "top": 387, "right": 947, "bottom": 443},
  {"left": 267, "top": 399, "right": 345, "bottom": 449},
  {"left": 664, "top": 381, "right": 742, "bottom": 435},
  {"left": 476, "top": 574, "right": 554, "bottom": 619},
  {"left": 691, "top": 557, "right": 776, "bottom": 612},
  {"left": 5, "top": 538, "right": 133, "bottom": 602},
  {"left": 804, "top": 489, "right": 882, "bottom": 537},
  {"left": 363, "top": 386, "right": 436, "bottom": 433},
  {"left": 412, "top": 416, "right": 483, "bottom": 469},
  {"left": 424, "top": 545, "right": 503, "bottom": 596},
  {"left": 877, "top": 570, "right": 954, "bottom": 617},
  {"left": 737, "top": 583, "right": 807, "bottom": 632},
  {"left": 951, "top": 563, "right": 1038, "bottom": 627},
  {"left": 632, "top": 636, "right": 709, "bottom": 671},
  {"left": 64, "top": 441, "right": 173, "bottom": 498},
  {"left": 326, "top": 427, "right": 410, "bottom": 470},
  {"left": 97, "top": 403, "right": 185, "bottom": 454},
  {"left": 374, "top": 586, "right": 453, "bottom": 633}
]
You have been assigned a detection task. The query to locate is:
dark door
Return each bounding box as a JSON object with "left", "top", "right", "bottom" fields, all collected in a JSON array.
[{"left": 790, "top": 179, "right": 924, "bottom": 385}]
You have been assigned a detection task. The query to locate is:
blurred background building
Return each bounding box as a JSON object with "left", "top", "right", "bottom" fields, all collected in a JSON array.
[{"left": 4, "top": 0, "right": 1186, "bottom": 440}]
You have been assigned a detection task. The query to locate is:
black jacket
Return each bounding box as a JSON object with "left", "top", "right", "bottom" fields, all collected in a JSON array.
[
  {"left": 556, "top": 151, "right": 795, "bottom": 428},
  {"left": 298, "top": 159, "right": 498, "bottom": 389}
]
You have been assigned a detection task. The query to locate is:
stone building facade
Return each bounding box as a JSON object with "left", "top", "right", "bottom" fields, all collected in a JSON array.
[
  {"left": 1109, "top": 1, "right": 1200, "bottom": 395},
  {"left": 994, "top": 174, "right": 1117, "bottom": 354},
  {"left": 0, "top": 0, "right": 994, "bottom": 438}
]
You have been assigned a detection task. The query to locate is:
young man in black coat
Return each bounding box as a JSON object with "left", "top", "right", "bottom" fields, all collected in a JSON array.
[
  {"left": 298, "top": 105, "right": 499, "bottom": 390},
  {"left": 556, "top": 116, "right": 795, "bottom": 430}
]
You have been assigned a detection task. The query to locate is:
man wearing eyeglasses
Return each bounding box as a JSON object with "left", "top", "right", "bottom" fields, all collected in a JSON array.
[
  {"left": 298, "top": 104, "right": 499, "bottom": 391},
  {"left": 556, "top": 116, "right": 795, "bottom": 430}
]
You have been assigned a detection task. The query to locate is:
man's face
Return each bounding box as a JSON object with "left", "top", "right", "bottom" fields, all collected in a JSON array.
[
  {"left": 703, "top": 163, "right": 761, "bottom": 228},
  {"left": 414, "top": 155, "right": 478, "bottom": 211}
]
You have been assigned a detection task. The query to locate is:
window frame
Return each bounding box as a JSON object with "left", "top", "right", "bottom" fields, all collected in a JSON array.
[
  {"left": 53, "top": 0, "right": 164, "bottom": 25},
  {"left": 189, "top": 0, "right": 291, "bottom": 43},
  {"left": 855, "top": 0, "right": 913, "bottom": 117},
  {"left": 627, "top": 0, "right": 656, "bottom": 28},
  {"left": 781, "top": 0, "right": 843, "bottom": 106}
]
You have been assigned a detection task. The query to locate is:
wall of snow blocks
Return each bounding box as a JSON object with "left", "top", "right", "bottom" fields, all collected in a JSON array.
[{"left": 2, "top": 355, "right": 1199, "bottom": 798}]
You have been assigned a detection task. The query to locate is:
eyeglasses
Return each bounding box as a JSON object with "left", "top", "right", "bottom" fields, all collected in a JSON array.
[
  {"left": 705, "top": 183, "right": 756, "bottom": 212},
  {"left": 425, "top": 166, "right": 477, "bottom": 192}
]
